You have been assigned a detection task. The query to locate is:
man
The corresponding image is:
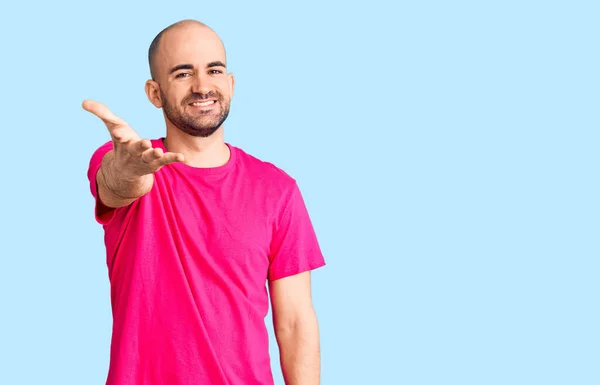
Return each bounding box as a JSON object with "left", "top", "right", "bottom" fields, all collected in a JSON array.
[{"left": 84, "top": 19, "right": 325, "bottom": 385}]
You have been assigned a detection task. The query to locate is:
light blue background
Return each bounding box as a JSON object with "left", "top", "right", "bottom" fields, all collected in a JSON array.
[{"left": 0, "top": 1, "right": 598, "bottom": 384}]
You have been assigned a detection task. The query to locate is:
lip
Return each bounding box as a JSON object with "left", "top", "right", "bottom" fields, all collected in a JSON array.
[{"left": 188, "top": 100, "right": 218, "bottom": 109}]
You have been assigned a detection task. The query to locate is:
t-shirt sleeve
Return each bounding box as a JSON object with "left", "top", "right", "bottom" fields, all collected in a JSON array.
[
  {"left": 268, "top": 182, "right": 326, "bottom": 281},
  {"left": 87, "top": 140, "right": 119, "bottom": 225}
]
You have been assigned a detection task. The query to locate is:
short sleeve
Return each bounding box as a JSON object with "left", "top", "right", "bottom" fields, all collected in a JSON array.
[
  {"left": 87, "top": 140, "right": 119, "bottom": 225},
  {"left": 268, "top": 183, "right": 325, "bottom": 281}
]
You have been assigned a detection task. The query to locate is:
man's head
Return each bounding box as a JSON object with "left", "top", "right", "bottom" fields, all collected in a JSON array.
[{"left": 145, "top": 20, "right": 234, "bottom": 138}]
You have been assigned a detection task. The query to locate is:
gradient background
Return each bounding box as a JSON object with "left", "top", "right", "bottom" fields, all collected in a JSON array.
[{"left": 0, "top": 1, "right": 598, "bottom": 384}]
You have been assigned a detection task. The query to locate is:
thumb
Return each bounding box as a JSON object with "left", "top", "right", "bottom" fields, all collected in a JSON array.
[{"left": 82, "top": 100, "right": 126, "bottom": 127}]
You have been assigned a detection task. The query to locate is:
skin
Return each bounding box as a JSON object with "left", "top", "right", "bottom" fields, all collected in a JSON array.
[
  {"left": 270, "top": 272, "right": 322, "bottom": 385},
  {"left": 145, "top": 21, "right": 235, "bottom": 168},
  {"left": 82, "top": 20, "right": 321, "bottom": 385}
]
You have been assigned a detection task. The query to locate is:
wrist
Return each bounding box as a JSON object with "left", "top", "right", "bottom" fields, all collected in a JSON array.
[{"left": 101, "top": 152, "right": 151, "bottom": 200}]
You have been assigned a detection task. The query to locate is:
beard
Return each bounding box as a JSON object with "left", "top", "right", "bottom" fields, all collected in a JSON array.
[{"left": 162, "top": 90, "right": 230, "bottom": 138}]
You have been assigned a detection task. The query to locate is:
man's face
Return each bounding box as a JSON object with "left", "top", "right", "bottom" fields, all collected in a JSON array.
[{"left": 150, "top": 25, "right": 234, "bottom": 137}]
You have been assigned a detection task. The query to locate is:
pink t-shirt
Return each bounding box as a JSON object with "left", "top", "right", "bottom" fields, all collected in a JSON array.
[{"left": 87, "top": 138, "right": 325, "bottom": 385}]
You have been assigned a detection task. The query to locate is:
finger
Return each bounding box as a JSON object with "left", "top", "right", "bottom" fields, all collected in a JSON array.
[
  {"left": 82, "top": 100, "right": 126, "bottom": 127},
  {"left": 110, "top": 127, "right": 138, "bottom": 144},
  {"left": 83, "top": 100, "right": 141, "bottom": 145},
  {"left": 128, "top": 139, "right": 153, "bottom": 156},
  {"left": 141, "top": 147, "right": 162, "bottom": 163},
  {"left": 157, "top": 152, "right": 185, "bottom": 166}
]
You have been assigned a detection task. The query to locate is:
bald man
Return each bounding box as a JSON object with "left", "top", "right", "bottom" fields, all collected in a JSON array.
[{"left": 83, "top": 20, "right": 325, "bottom": 385}]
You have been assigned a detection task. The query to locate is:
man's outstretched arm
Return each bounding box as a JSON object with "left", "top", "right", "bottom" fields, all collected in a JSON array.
[{"left": 83, "top": 100, "right": 184, "bottom": 210}]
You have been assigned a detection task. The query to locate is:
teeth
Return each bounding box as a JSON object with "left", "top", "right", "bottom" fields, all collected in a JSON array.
[{"left": 192, "top": 101, "right": 215, "bottom": 106}]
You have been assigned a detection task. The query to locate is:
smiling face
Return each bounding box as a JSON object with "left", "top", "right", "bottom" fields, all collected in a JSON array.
[{"left": 146, "top": 22, "right": 235, "bottom": 138}]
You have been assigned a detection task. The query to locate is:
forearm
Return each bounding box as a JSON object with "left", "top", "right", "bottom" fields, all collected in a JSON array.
[
  {"left": 97, "top": 150, "right": 152, "bottom": 208},
  {"left": 275, "top": 309, "right": 321, "bottom": 385}
]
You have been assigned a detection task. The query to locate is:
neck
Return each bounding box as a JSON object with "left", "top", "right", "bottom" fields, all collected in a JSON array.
[{"left": 163, "top": 124, "right": 230, "bottom": 168}]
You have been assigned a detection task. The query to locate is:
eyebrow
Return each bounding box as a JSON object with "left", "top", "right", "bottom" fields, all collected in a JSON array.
[
  {"left": 207, "top": 61, "right": 227, "bottom": 69},
  {"left": 169, "top": 61, "right": 227, "bottom": 74},
  {"left": 170, "top": 64, "right": 193, "bottom": 74}
]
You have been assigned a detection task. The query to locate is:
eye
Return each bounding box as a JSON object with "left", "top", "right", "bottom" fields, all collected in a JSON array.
[
  {"left": 209, "top": 69, "right": 224, "bottom": 74},
  {"left": 175, "top": 72, "right": 191, "bottom": 78}
]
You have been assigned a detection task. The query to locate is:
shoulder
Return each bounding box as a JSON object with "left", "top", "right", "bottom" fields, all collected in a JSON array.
[
  {"left": 90, "top": 140, "right": 114, "bottom": 158},
  {"left": 231, "top": 144, "right": 300, "bottom": 202},
  {"left": 88, "top": 140, "right": 114, "bottom": 175},
  {"left": 232, "top": 144, "right": 297, "bottom": 186}
]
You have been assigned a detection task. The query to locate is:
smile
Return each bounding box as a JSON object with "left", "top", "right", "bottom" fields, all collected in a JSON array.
[{"left": 189, "top": 100, "right": 217, "bottom": 107}]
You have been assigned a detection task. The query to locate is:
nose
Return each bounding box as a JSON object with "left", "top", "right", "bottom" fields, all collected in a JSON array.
[{"left": 191, "top": 72, "right": 211, "bottom": 94}]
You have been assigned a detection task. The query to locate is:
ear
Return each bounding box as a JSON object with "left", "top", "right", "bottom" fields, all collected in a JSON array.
[
  {"left": 228, "top": 73, "right": 235, "bottom": 97},
  {"left": 145, "top": 80, "right": 163, "bottom": 108}
]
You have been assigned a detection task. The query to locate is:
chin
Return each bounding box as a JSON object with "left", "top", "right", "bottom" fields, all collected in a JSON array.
[{"left": 179, "top": 122, "right": 221, "bottom": 138}]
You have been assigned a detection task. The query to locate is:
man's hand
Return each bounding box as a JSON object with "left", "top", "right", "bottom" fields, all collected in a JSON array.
[
  {"left": 83, "top": 100, "right": 185, "bottom": 208},
  {"left": 83, "top": 100, "right": 184, "bottom": 179}
]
